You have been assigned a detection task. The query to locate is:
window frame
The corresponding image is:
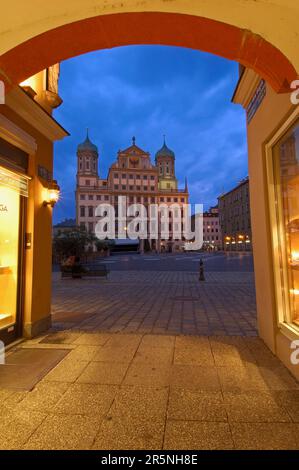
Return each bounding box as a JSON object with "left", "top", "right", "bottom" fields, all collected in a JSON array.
[{"left": 265, "top": 106, "right": 299, "bottom": 338}]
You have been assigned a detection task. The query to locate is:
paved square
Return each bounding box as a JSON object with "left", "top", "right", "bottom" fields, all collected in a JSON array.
[
  {"left": 51, "top": 268, "right": 257, "bottom": 337},
  {"left": 1, "top": 332, "right": 299, "bottom": 449},
  {"left": 1, "top": 257, "right": 298, "bottom": 450}
]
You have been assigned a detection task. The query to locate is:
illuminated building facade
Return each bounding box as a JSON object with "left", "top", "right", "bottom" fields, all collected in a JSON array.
[
  {"left": 202, "top": 207, "right": 222, "bottom": 250},
  {"left": 0, "top": 67, "right": 67, "bottom": 345},
  {"left": 218, "top": 177, "right": 252, "bottom": 251},
  {"left": 76, "top": 136, "right": 189, "bottom": 252}
]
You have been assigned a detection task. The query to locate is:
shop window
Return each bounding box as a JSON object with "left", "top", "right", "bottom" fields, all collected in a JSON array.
[
  {"left": 0, "top": 186, "right": 20, "bottom": 331},
  {"left": 269, "top": 118, "right": 299, "bottom": 328}
]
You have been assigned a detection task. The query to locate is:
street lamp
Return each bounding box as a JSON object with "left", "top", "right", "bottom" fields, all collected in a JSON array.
[{"left": 43, "top": 180, "right": 60, "bottom": 207}]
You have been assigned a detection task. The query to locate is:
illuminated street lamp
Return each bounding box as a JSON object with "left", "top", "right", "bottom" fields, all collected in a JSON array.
[{"left": 43, "top": 180, "right": 60, "bottom": 207}]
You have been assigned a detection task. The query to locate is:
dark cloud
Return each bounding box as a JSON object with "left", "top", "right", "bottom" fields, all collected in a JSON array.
[{"left": 53, "top": 46, "right": 247, "bottom": 223}]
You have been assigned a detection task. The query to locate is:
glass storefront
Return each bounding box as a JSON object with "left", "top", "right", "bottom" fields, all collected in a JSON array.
[
  {"left": 272, "top": 120, "right": 299, "bottom": 328},
  {"left": 0, "top": 185, "right": 20, "bottom": 330},
  {"left": 0, "top": 164, "right": 28, "bottom": 343}
]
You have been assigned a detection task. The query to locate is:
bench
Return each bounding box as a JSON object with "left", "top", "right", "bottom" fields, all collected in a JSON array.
[{"left": 61, "top": 264, "right": 109, "bottom": 279}]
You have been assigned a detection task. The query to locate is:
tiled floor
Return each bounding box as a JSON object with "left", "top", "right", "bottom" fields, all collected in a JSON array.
[
  {"left": 1, "top": 333, "right": 298, "bottom": 450},
  {"left": 0, "top": 270, "right": 298, "bottom": 449}
]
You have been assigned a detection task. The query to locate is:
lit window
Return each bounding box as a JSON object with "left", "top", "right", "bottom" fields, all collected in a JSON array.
[{"left": 271, "top": 120, "right": 299, "bottom": 327}]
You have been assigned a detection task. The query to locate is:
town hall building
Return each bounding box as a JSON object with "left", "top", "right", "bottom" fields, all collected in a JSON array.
[{"left": 75, "top": 133, "right": 189, "bottom": 252}]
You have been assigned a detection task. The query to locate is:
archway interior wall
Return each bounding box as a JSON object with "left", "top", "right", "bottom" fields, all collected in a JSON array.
[
  {"left": 1, "top": 0, "right": 299, "bottom": 63},
  {"left": 0, "top": 6, "right": 298, "bottom": 93}
]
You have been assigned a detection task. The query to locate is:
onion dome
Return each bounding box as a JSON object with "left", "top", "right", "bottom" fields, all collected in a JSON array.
[
  {"left": 155, "top": 136, "right": 175, "bottom": 159},
  {"left": 77, "top": 129, "right": 98, "bottom": 153}
]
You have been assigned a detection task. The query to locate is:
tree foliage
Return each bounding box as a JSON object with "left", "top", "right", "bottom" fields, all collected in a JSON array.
[{"left": 53, "top": 227, "right": 96, "bottom": 259}]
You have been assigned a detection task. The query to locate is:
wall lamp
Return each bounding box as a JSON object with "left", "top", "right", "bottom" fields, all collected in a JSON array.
[{"left": 43, "top": 180, "right": 60, "bottom": 207}]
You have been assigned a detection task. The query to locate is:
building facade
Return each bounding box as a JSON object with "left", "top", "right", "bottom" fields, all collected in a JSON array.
[
  {"left": 218, "top": 177, "right": 252, "bottom": 251},
  {"left": 76, "top": 135, "right": 189, "bottom": 252},
  {"left": 53, "top": 218, "right": 76, "bottom": 237},
  {"left": 203, "top": 206, "right": 222, "bottom": 250},
  {"left": 0, "top": 67, "right": 67, "bottom": 345}
]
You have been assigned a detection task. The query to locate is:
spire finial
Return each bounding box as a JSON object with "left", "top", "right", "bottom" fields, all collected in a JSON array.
[
  {"left": 163, "top": 134, "right": 166, "bottom": 145},
  {"left": 132, "top": 136, "right": 136, "bottom": 145},
  {"left": 86, "top": 128, "right": 89, "bottom": 140},
  {"left": 185, "top": 176, "right": 188, "bottom": 192}
]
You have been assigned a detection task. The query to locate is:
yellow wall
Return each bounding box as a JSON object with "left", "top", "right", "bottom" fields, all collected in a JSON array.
[
  {"left": 0, "top": 1, "right": 299, "bottom": 75},
  {"left": 1, "top": 105, "right": 54, "bottom": 337},
  {"left": 246, "top": 83, "right": 299, "bottom": 379}
]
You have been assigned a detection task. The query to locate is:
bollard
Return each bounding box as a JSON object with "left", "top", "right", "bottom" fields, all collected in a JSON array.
[{"left": 199, "top": 258, "right": 205, "bottom": 281}]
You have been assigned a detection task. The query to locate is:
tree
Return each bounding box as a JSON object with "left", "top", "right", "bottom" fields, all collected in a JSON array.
[
  {"left": 95, "top": 239, "right": 109, "bottom": 252},
  {"left": 53, "top": 227, "right": 96, "bottom": 261}
]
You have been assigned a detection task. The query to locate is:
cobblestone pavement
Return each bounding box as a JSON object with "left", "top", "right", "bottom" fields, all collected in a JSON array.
[
  {"left": 1, "top": 268, "right": 298, "bottom": 450},
  {"left": 51, "top": 271, "right": 257, "bottom": 336}
]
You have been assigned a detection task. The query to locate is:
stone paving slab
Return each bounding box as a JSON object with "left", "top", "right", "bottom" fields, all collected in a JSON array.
[
  {"left": 0, "top": 332, "right": 298, "bottom": 450},
  {"left": 164, "top": 421, "right": 234, "bottom": 450}
]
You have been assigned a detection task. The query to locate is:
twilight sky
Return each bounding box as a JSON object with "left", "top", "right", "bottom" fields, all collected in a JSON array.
[{"left": 53, "top": 45, "right": 248, "bottom": 224}]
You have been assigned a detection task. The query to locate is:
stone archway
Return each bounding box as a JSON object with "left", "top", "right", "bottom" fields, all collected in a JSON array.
[
  {"left": 0, "top": 8, "right": 298, "bottom": 93},
  {"left": 0, "top": 1, "right": 298, "bottom": 381}
]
